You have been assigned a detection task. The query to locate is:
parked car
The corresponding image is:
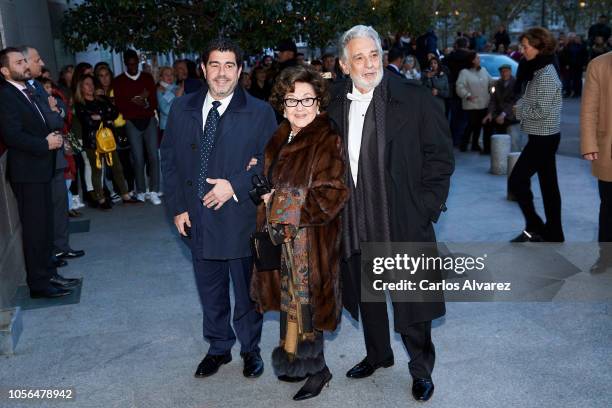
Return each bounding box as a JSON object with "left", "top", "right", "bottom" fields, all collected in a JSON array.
[{"left": 479, "top": 53, "right": 518, "bottom": 80}]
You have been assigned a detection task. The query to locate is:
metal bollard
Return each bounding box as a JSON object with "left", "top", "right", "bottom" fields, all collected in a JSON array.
[{"left": 490, "top": 134, "right": 511, "bottom": 175}]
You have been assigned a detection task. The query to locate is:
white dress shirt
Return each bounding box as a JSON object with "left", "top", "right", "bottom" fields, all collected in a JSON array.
[
  {"left": 202, "top": 91, "right": 233, "bottom": 132},
  {"left": 347, "top": 85, "right": 374, "bottom": 186},
  {"left": 201, "top": 91, "right": 238, "bottom": 202}
]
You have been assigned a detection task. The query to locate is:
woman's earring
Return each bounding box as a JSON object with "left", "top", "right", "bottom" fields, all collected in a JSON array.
[{"left": 283, "top": 111, "right": 287, "bottom": 118}]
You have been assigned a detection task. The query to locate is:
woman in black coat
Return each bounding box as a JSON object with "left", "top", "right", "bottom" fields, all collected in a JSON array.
[{"left": 74, "top": 74, "right": 136, "bottom": 209}]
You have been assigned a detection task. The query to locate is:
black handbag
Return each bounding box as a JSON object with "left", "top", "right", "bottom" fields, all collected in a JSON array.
[{"left": 251, "top": 225, "right": 282, "bottom": 271}]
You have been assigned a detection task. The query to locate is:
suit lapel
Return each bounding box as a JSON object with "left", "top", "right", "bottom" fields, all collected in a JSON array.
[
  {"left": 6, "top": 82, "right": 48, "bottom": 129},
  {"left": 216, "top": 86, "right": 248, "bottom": 144}
]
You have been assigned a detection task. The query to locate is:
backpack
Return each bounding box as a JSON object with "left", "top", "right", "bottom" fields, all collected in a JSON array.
[{"left": 95, "top": 122, "right": 116, "bottom": 169}]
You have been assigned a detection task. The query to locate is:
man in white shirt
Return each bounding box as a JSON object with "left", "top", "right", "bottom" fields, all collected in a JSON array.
[
  {"left": 161, "top": 38, "right": 277, "bottom": 381},
  {"left": 327, "top": 25, "right": 454, "bottom": 402}
]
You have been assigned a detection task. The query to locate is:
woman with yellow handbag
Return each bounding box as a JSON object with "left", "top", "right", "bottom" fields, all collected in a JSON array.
[
  {"left": 74, "top": 74, "right": 139, "bottom": 210},
  {"left": 95, "top": 64, "right": 136, "bottom": 194}
]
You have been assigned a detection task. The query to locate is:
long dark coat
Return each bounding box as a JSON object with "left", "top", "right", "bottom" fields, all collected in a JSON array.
[
  {"left": 327, "top": 74, "right": 454, "bottom": 331},
  {"left": 250, "top": 114, "right": 349, "bottom": 332}
]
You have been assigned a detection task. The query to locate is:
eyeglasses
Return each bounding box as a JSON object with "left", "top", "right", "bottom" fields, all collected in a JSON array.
[{"left": 283, "top": 97, "right": 319, "bottom": 107}]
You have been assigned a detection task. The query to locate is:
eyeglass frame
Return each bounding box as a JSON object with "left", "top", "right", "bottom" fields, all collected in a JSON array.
[{"left": 283, "top": 97, "right": 320, "bottom": 108}]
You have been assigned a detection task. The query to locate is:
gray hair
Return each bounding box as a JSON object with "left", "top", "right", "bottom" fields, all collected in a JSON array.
[
  {"left": 339, "top": 25, "right": 383, "bottom": 63},
  {"left": 17, "top": 45, "right": 34, "bottom": 58}
]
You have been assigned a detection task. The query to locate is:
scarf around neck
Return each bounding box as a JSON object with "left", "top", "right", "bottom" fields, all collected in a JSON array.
[{"left": 514, "top": 54, "right": 559, "bottom": 95}]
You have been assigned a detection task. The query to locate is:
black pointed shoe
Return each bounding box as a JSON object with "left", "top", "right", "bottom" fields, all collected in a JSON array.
[
  {"left": 51, "top": 255, "right": 68, "bottom": 268},
  {"left": 346, "top": 356, "right": 394, "bottom": 379},
  {"left": 50, "top": 275, "right": 81, "bottom": 289},
  {"left": 55, "top": 249, "right": 85, "bottom": 259},
  {"left": 241, "top": 351, "right": 264, "bottom": 378},
  {"left": 293, "top": 366, "right": 332, "bottom": 401},
  {"left": 510, "top": 230, "right": 544, "bottom": 243},
  {"left": 194, "top": 353, "right": 232, "bottom": 378},
  {"left": 30, "top": 286, "right": 72, "bottom": 299},
  {"left": 412, "top": 378, "right": 435, "bottom": 402}
]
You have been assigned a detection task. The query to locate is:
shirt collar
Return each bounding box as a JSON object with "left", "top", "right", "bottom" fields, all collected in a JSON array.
[
  {"left": 125, "top": 70, "right": 142, "bottom": 81},
  {"left": 205, "top": 91, "right": 234, "bottom": 116},
  {"left": 346, "top": 85, "right": 374, "bottom": 102},
  {"left": 7, "top": 79, "right": 27, "bottom": 92}
]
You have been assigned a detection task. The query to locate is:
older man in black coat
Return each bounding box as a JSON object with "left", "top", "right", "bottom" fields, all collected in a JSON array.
[{"left": 327, "top": 25, "right": 454, "bottom": 402}]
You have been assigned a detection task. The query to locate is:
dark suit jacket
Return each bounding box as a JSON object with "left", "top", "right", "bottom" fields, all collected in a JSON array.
[
  {"left": 327, "top": 73, "right": 455, "bottom": 327},
  {"left": 487, "top": 77, "right": 518, "bottom": 121},
  {"left": 161, "top": 85, "right": 277, "bottom": 260},
  {"left": 386, "top": 64, "right": 402, "bottom": 77},
  {"left": 0, "top": 80, "right": 56, "bottom": 183}
]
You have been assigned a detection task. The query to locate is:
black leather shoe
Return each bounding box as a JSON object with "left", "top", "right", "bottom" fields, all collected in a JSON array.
[
  {"left": 346, "top": 356, "right": 394, "bottom": 379},
  {"left": 412, "top": 378, "right": 435, "bottom": 402},
  {"left": 510, "top": 230, "right": 544, "bottom": 243},
  {"left": 242, "top": 351, "right": 264, "bottom": 378},
  {"left": 55, "top": 250, "right": 85, "bottom": 259},
  {"left": 194, "top": 353, "right": 232, "bottom": 378},
  {"left": 52, "top": 256, "right": 68, "bottom": 268},
  {"left": 50, "top": 275, "right": 81, "bottom": 288},
  {"left": 293, "top": 366, "right": 332, "bottom": 401},
  {"left": 30, "top": 287, "right": 72, "bottom": 299},
  {"left": 278, "top": 375, "right": 307, "bottom": 383}
]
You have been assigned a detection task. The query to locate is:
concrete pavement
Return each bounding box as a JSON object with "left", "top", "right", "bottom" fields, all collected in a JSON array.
[{"left": 1, "top": 150, "right": 610, "bottom": 408}]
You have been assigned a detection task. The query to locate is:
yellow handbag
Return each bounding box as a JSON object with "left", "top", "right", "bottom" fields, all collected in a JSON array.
[
  {"left": 109, "top": 90, "right": 126, "bottom": 127},
  {"left": 95, "top": 122, "right": 116, "bottom": 168}
]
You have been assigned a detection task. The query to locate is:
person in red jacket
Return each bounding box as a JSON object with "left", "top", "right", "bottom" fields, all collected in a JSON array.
[{"left": 113, "top": 49, "right": 161, "bottom": 205}]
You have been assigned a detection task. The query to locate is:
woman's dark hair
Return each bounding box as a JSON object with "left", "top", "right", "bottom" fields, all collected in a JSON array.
[
  {"left": 428, "top": 57, "right": 442, "bottom": 74},
  {"left": 58, "top": 64, "right": 74, "bottom": 87},
  {"left": 94, "top": 65, "right": 114, "bottom": 95},
  {"left": 269, "top": 65, "right": 330, "bottom": 112},
  {"left": 201, "top": 38, "right": 243, "bottom": 67},
  {"left": 466, "top": 51, "right": 480, "bottom": 69},
  {"left": 71, "top": 62, "right": 93, "bottom": 93},
  {"left": 519, "top": 27, "right": 557, "bottom": 56}
]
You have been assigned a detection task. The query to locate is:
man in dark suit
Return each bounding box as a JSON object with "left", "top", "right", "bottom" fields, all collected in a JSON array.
[
  {"left": 161, "top": 38, "right": 277, "bottom": 380},
  {"left": 0, "top": 47, "right": 79, "bottom": 298},
  {"left": 385, "top": 47, "right": 404, "bottom": 77},
  {"left": 327, "top": 26, "right": 454, "bottom": 402},
  {"left": 19, "top": 45, "right": 85, "bottom": 265}
]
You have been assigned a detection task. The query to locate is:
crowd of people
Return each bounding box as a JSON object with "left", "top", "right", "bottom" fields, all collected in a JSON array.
[{"left": 0, "top": 13, "right": 610, "bottom": 406}]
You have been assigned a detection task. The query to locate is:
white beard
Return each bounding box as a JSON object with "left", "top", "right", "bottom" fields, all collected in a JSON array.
[{"left": 351, "top": 67, "right": 383, "bottom": 93}]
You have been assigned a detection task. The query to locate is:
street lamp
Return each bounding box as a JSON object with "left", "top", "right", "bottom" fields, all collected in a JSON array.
[{"left": 579, "top": 1, "right": 586, "bottom": 7}]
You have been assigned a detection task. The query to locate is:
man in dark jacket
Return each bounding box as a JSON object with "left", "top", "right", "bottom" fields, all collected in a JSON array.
[
  {"left": 444, "top": 37, "right": 471, "bottom": 145},
  {"left": 328, "top": 25, "right": 454, "bottom": 403},
  {"left": 0, "top": 48, "right": 79, "bottom": 298},
  {"left": 588, "top": 15, "right": 611, "bottom": 45},
  {"left": 494, "top": 25, "right": 511, "bottom": 52},
  {"left": 559, "top": 33, "right": 589, "bottom": 97},
  {"left": 161, "top": 38, "right": 277, "bottom": 381},
  {"left": 481, "top": 64, "right": 518, "bottom": 154}
]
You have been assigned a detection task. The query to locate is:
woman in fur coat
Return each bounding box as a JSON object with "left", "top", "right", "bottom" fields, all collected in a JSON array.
[{"left": 250, "top": 65, "right": 349, "bottom": 401}]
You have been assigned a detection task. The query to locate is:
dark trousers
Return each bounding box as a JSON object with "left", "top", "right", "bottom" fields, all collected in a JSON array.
[
  {"left": 51, "top": 169, "right": 70, "bottom": 253},
  {"left": 449, "top": 97, "right": 467, "bottom": 147},
  {"left": 116, "top": 148, "right": 135, "bottom": 192},
  {"left": 192, "top": 256, "right": 263, "bottom": 355},
  {"left": 568, "top": 68, "right": 583, "bottom": 96},
  {"left": 599, "top": 180, "right": 612, "bottom": 242},
  {"left": 482, "top": 118, "right": 512, "bottom": 154},
  {"left": 360, "top": 300, "right": 435, "bottom": 380},
  {"left": 11, "top": 182, "right": 57, "bottom": 291},
  {"left": 461, "top": 108, "right": 488, "bottom": 150},
  {"left": 508, "top": 134, "right": 564, "bottom": 241}
]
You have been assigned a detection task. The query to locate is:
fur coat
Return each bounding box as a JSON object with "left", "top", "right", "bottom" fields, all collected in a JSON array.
[{"left": 250, "top": 113, "right": 349, "bottom": 332}]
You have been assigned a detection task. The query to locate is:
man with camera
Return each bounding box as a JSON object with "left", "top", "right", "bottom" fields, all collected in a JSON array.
[{"left": 161, "top": 38, "right": 277, "bottom": 380}]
